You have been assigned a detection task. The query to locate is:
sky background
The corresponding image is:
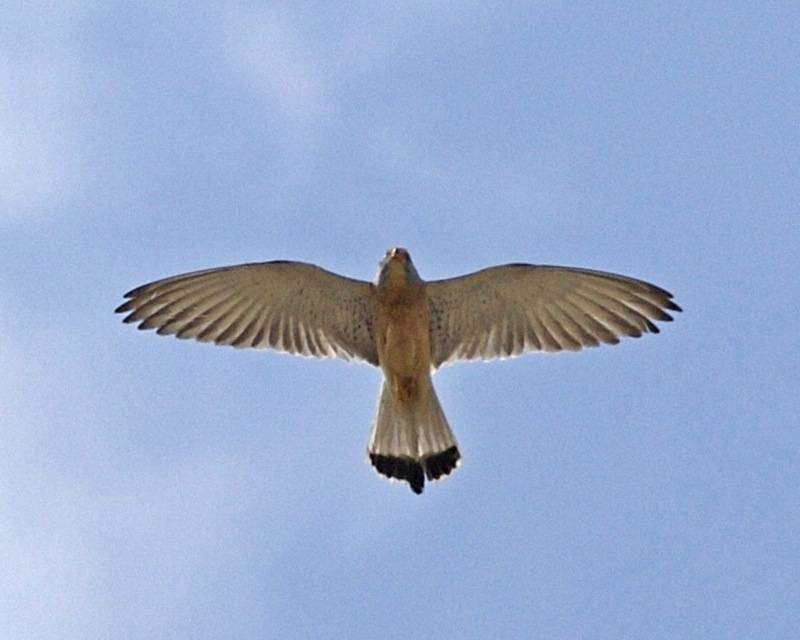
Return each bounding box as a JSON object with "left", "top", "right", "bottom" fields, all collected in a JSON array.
[{"left": 2, "top": 3, "right": 799, "bottom": 639}]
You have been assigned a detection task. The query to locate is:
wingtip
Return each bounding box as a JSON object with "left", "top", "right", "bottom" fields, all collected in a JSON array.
[{"left": 114, "top": 300, "right": 133, "bottom": 314}]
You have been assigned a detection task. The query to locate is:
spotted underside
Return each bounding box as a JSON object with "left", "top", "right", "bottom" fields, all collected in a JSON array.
[{"left": 117, "top": 254, "right": 681, "bottom": 495}]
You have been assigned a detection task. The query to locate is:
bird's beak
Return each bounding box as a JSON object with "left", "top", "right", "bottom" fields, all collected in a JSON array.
[{"left": 389, "top": 248, "right": 409, "bottom": 262}]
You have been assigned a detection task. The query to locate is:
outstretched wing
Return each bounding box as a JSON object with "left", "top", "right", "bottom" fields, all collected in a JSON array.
[
  {"left": 116, "top": 261, "right": 379, "bottom": 365},
  {"left": 426, "top": 264, "right": 680, "bottom": 369}
]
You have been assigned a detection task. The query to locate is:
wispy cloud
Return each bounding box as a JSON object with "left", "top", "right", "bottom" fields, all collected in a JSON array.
[
  {"left": 0, "top": 336, "right": 285, "bottom": 637},
  {"left": 0, "top": 10, "right": 88, "bottom": 219},
  {"left": 219, "top": 9, "right": 327, "bottom": 143}
]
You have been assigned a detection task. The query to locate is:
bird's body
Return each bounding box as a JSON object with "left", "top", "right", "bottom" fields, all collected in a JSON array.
[
  {"left": 375, "top": 269, "right": 430, "bottom": 397},
  {"left": 117, "top": 248, "right": 680, "bottom": 494},
  {"left": 369, "top": 249, "right": 458, "bottom": 492}
]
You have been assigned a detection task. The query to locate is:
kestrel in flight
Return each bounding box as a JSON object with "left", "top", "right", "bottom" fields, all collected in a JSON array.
[{"left": 116, "top": 248, "right": 680, "bottom": 494}]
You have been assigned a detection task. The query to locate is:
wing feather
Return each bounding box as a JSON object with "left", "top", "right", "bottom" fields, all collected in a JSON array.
[
  {"left": 426, "top": 264, "right": 680, "bottom": 368},
  {"left": 117, "top": 261, "right": 378, "bottom": 365}
]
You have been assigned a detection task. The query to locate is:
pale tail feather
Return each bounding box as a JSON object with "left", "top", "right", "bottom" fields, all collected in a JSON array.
[{"left": 367, "top": 377, "right": 460, "bottom": 494}]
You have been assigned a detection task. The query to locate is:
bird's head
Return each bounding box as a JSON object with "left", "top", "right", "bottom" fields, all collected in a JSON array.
[{"left": 377, "top": 247, "right": 421, "bottom": 286}]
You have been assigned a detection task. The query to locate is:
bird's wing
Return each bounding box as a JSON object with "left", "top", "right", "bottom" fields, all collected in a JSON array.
[
  {"left": 116, "top": 261, "right": 379, "bottom": 365},
  {"left": 426, "top": 264, "right": 680, "bottom": 369}
]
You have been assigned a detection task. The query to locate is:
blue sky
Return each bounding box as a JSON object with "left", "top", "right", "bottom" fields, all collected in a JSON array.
[{"left": 2, "top": 3, "right": 798, "bottom": 639}]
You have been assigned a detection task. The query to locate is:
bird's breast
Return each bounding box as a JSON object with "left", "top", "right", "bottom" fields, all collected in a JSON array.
[{"left": 375, "top": 285, "right": 431, "bottom": 382}]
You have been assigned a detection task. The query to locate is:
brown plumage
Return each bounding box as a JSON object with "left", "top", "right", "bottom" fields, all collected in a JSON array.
[{"left": 116, "top": 247, "right": 681, "bottom": 493}]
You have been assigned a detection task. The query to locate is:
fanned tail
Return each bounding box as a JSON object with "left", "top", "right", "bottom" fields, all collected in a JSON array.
[{"left": 367, "top": 376, "right": 460, "bottom": 494}]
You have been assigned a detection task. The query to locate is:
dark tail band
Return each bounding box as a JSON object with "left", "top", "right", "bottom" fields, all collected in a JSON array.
[{"left": 370, "top": 446, "right": 461, "bottom": 494}]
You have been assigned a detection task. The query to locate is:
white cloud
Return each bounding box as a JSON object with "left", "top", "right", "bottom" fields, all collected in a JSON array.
[
  {"left": 0, "top": 485, "right": 109, "bottom": 638},
  {"left": 0, "top": 9, "right": 89, "bottom": 219},
  {"left": 219, "top": 9, "right": 327, "bottom": 138}
]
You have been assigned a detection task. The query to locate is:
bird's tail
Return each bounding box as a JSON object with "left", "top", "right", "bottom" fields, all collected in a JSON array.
[{"left": 367, "top": 376, "right": 460, "bottom": 494}]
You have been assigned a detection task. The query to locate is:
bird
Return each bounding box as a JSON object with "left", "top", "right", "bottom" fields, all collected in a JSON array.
[{"left": 116, "top": 248, "right": 680, "bottom": 494}]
